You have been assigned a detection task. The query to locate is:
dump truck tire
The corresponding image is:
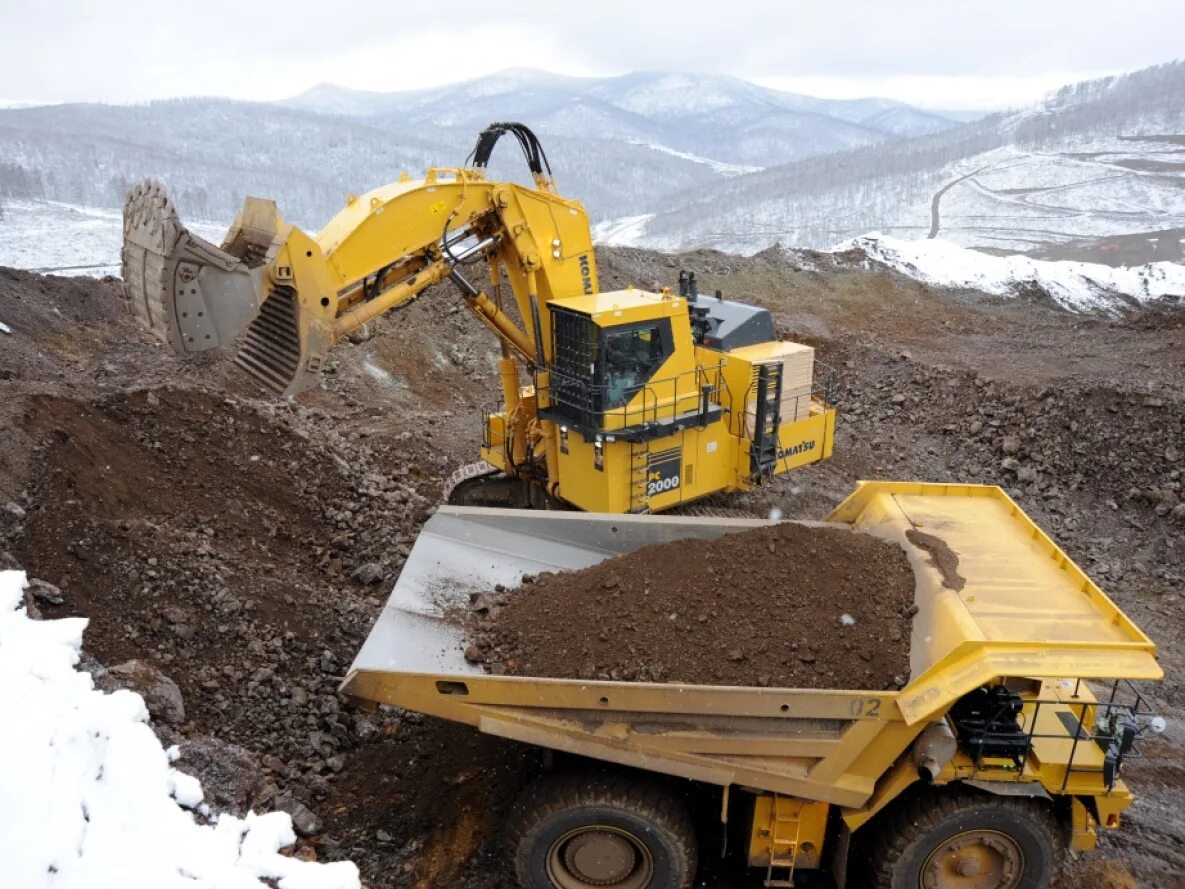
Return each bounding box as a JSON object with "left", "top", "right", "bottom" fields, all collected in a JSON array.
[
  {"left": 870, "top": 791, "right": 1065, "bottom": 889},
  {"left": 508, "top": 773, "right": 697, "bottom": 889}
]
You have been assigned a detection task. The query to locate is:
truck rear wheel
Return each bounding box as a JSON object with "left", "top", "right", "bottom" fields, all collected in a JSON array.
[
  {"left": 508, "top": 773, "right": 697, "bottom": 889},
  {"left": 871, "top": 791, "right": 1065, "bottom": 889}
]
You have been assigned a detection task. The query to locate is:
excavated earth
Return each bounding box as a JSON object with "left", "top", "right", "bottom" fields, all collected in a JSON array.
[
  {"left": 1, "top": 248, "right": 1184, "bottom": 888},
  {"left": 468, "top": 523, "right": 916, "bottom": 689}
]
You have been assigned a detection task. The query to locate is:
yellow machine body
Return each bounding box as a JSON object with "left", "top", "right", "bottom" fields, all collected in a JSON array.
[
  {"left": 119, "top": 123, "right": 835, "bottom": 514},
  {"left": 481, "top": 287, "right": 836, "bottom": 512},
  {"left": 341, "top": 482, "right": 1162, "bottom": 882}
]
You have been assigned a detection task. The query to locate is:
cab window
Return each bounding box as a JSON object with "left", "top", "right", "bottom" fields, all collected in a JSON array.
[{"left": 601, "top": 321, "right": 672, "bottom": 409}]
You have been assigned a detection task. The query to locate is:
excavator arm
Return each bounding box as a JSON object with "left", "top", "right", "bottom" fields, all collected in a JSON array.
[{"left": 121, "top": 123, "right": 598, "bottom": 395}]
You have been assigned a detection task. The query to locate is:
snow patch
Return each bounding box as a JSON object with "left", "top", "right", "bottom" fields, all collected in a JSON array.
[
  {"left": 0, "top": 569, "right": 359, "bottom": 889},
  {"left": 592, "top": 214, "right": 656, "bottom": 247},
  {"left": 361, "top": 360, "right": 402, "bottom": 388},
  {"left": 0, "top": 201, "right": 227, "bottom": 277},
  {"left": 844, "top": 235, "right": 1185, "bottom": 313},
  {"left": 627, "top": 141, "right": 762, "bottom": 176}
]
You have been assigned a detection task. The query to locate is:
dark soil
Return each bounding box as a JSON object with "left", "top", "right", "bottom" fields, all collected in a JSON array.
[
  {"left": 468, "top": 523, "right": 916, "bottom": 690},
  {"left": 905, "top": 529, "right": 965, "bottom": 592},
  {"left": 327, "top": 718, "right": 536, "bottom": 889},
  {"left": 2, "top": 248, "right": 1184, "bottom": 887}
]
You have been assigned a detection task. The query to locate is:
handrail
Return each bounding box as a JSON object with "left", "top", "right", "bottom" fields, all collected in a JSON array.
[
  {"left": 540, "top": 363, "right": 726, "bottom": 434},
  {"left": 963, "top": 680, "right": 1156, "bottom": 792}
]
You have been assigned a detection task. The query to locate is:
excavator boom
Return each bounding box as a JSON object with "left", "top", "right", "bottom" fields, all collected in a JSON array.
[{"left": 121, "top": 124, "right": 594, "bottom": 395}]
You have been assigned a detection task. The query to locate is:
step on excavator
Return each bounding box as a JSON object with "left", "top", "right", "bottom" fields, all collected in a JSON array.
[{"left": 120, "top": 122, "right": 835, "bottom": 513}]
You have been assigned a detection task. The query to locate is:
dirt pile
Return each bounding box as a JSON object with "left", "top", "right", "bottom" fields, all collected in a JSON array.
[
  {"left": 1075, "top": 860, "right": 1141, "bottom": 889},
  {"left": 0, "top": 262, "right": 522, "bottom": 888},
  {"left": 468, "top": 523, "right": 916, "bottom": 690},
  {"left": 0, "top": 383, "right": 490, "bottom": 885},
  {"left": 3, "top": 252, "right": 1185, "bottom": 887}
]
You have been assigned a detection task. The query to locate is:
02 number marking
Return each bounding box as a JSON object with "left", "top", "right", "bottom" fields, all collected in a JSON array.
[{"left": 849, "top": 698, "right": 883, "bottom": 718}]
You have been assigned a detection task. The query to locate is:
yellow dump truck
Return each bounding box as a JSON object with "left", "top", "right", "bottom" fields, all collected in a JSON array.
[{"left": 341, "top": 482, "right": 1163, "bottom": 889}]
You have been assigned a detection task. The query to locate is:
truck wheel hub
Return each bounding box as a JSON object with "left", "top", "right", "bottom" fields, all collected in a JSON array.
[
  {"left": 548, "top": 825, "right": 654, "bottom": 888},
  {"left": 921, "top": 829, "right": 1022, "bottom": 889},
  {"left": 956, "top": 854, "right": 982, "bottom": 877}
]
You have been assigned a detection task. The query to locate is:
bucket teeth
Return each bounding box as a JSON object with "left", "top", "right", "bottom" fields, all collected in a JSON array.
[{"left": 120, "top": 179, "right": 185, "bottom": 346}]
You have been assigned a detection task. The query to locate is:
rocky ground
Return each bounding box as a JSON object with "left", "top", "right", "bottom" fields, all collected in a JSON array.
[{"left": 1, "top": 247, "right": 1183, "bottom": 888}]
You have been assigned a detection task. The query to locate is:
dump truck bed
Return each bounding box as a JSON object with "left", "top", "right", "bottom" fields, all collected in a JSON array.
[{"left": 342, "top": 482, "right": 1160, "bottom": 809}]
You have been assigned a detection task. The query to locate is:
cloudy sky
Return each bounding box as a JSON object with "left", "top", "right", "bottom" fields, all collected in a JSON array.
[{"left": 2, "top": 0, "right": 1182, "bottom": 109}]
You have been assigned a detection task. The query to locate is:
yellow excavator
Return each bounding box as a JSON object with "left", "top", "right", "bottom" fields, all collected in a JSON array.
[{"left": 121, "top": 123, "right": 835, "bottom": 513}]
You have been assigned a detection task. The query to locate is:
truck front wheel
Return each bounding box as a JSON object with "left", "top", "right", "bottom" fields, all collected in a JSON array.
[
  {"left": 871, "top": 791, "right": 1065, "bottom": 889},
  {"left": 508, "top": 773, "right": 697, "bottom": 889}
]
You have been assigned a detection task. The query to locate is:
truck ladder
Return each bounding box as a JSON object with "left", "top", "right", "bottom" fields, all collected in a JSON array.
[{"left": 763, "top": 796, "right": 803, "bottom": 888}]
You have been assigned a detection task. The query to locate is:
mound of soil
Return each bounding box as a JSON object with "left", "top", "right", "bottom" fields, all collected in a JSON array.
[
  {"left": 5, "top": 255, "right": 1185, "bottom": 886},
  {"left": 468, "top": 522, "right": 917, "bottom": 690}
]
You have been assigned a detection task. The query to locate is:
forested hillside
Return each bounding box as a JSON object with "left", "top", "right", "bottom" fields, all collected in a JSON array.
[
  {"left": 0, "top": 70, "right": 961, "bottom": 227},
  {"left": 2, "top": 63, "right": 1180, "bottom": 255}
]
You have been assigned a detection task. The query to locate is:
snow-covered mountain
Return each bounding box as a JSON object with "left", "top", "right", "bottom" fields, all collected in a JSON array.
[
  {"left": 607, "top": 61, "right": 1185, "bottom": 256},
  {"left": 281, "top": 69, "right": 962, "bottom": 167},
  {"left": 0, "top": 69, "right": 962, "bottom": 230},
  {"left": 2, "top": 63, "right": 1181, "bottom": 271},
  {"left": 0, "top": 100, "right": 727, "bottom": 225}
]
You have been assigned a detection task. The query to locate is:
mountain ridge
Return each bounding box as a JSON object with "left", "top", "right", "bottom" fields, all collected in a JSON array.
[
  {"left": 278, "top": 68, "right": 964, "bottom": 167},
  {"left": 0, "top": 68, "right": 968, "bottom": 226},
  {"left": 620, "top": 60, "right": 1185, "bottom": 255}
]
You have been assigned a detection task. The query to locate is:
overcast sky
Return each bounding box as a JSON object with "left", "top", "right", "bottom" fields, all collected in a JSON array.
[{"left": 2, "top": 1, "right": 1182, "bottom": 110}]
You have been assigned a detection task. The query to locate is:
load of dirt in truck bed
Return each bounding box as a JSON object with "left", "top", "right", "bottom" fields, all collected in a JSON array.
[{"left": 466, "top": 522, "right": 917, "bottom": 690}]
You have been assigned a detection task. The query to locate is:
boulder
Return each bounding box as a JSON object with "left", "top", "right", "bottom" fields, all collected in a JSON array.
[
  {"left": 274, "top": 791, "right": 323, "bottom": 837},
  {"left": 102, "top": 659, "right": 186, "bottom": 726},
  {"left": 174, "top": 736, "right": 261, "bottom": 815},
  {"left": 351, "top": 562, "right": 384, "bottom": 585},
  {"left": 27, "top": 578, "right": 64, "bottom": 605}
]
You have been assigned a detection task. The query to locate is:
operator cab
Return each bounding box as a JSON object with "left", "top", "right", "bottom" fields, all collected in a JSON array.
[
  {"left": 546, "top": 300, "right": 676, "bottom": 433},
  {"left": 542, "top": 289, "right": 718, "bottom": 440}
]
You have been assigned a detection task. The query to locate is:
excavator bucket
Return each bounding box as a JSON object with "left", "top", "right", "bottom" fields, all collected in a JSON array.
[
  {"left": 121, "top": 181, "right": 265, "bottom": 354},
  {"left": 121, "top": 181, "right": 324, "bottom": 394}
]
